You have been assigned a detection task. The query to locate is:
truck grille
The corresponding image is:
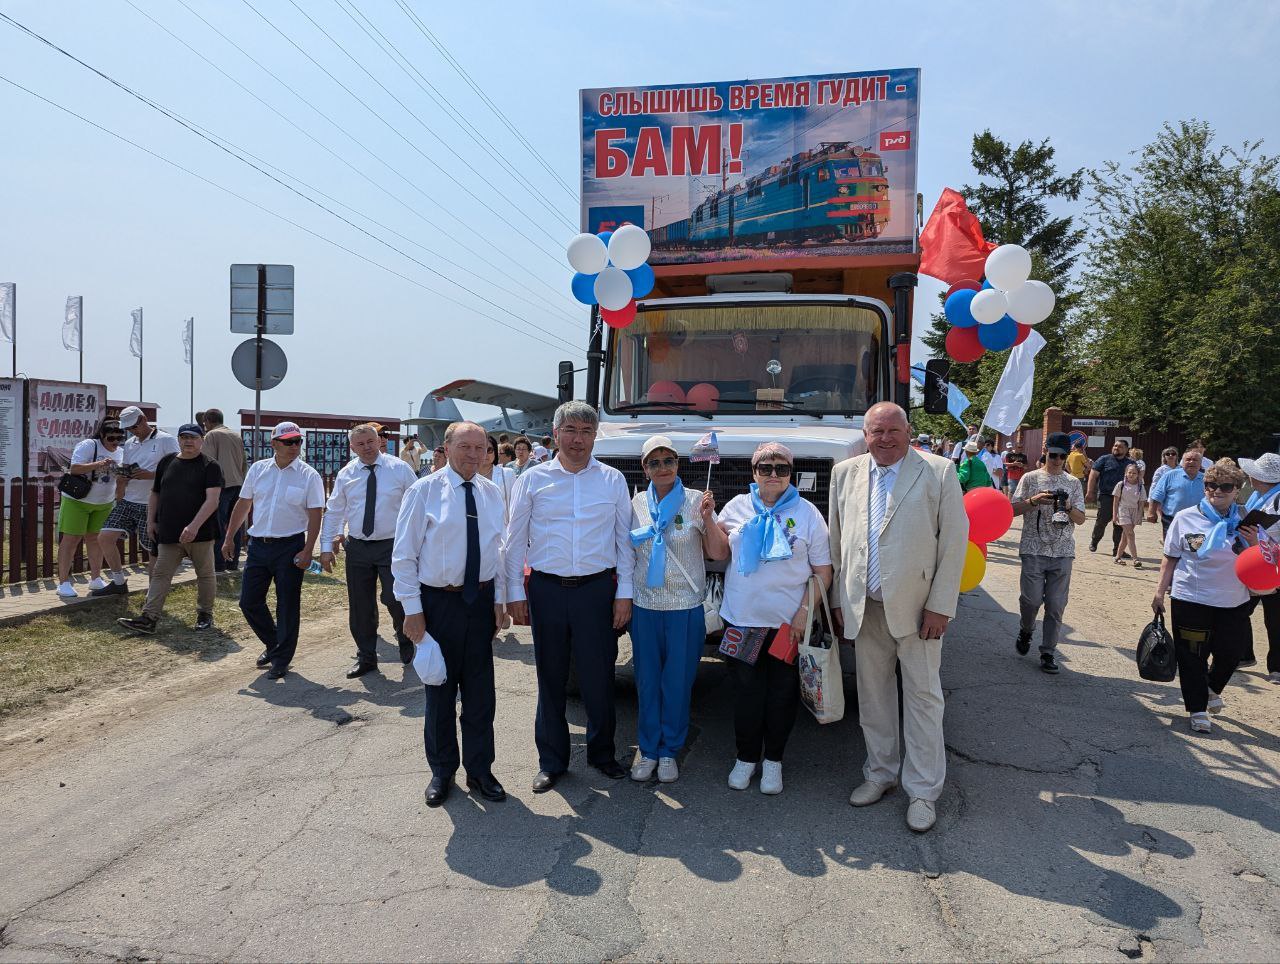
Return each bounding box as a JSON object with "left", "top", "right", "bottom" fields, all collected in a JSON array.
[{"left": 598, "top": 456, "right": 835, "bottom": 519}]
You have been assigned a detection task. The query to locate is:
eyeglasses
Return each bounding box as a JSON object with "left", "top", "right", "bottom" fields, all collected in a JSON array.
[
  {"left": 644, "top": 456, "right": 678, "bottom": 470},
  {"left": 754, "top": 463, "right": 792, "bottom": 477},
  {"left": 276, "top": 437, "right": 302, "bottom": 447},
  {"left": 1046, "top": 452, "right": 1066, "bottom": 460},
  {"left": 104, "top": 435, "right": 126, "bottom": 442},
  {"left": 1204, "top": 482, "right": 1236, "bottom": 493}
]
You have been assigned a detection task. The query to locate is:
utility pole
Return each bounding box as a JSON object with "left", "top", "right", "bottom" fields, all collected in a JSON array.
[{"left": 650, "top": 193, "right": 670, "bottom": 229}]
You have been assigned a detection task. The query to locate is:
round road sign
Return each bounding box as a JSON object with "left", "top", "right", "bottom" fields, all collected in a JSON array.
[{"left": 231, "top": 337, "right": 287, "bottom": 391}]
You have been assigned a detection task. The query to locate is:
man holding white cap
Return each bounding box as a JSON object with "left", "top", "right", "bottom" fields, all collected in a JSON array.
[
  {"left": 92, "top": 405, "right": 178, "bottom": 596},
  {"left": 222, "top": 421, "right": 325, "bottom": 679},
  {"left": 1240, "top": 452, "right": 1280, "bottom": 683}
]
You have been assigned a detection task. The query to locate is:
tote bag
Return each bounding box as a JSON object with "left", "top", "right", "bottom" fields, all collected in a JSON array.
[{"left": 797, "top": 576, "right": 844, "bottom": 724}]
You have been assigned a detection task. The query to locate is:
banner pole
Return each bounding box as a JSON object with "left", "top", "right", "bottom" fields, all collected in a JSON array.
[
  {"left": 189, "top": 318, "right": 195, "bottom": 421},
  {"left": 11, "top": 285, "right": 15, "bottom": 378},
  {"left": 78, "top": 297, "right": 83, "bottom": 382}
]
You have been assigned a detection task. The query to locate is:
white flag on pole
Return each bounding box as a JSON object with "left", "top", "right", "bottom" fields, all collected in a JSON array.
[
  {"left": 182, "top": 317, "right": 193, "bottom": 365},
  {"left": 983, "top": 329, "right": 1048, "bottom": 437},
  {"left": 63, "top": 296, "right": 82, "bottom": 351},
  {"left": 0, "top": 283, "right": 14, "bottom": 344},
  {"left": 129, "top": 308, "right": 143, "bottom": 358}
]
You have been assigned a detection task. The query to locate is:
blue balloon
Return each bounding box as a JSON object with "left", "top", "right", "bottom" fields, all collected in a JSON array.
[
  {"left": 978, "top": 314, "right": 1018, "bottom": 351},
  {"left": 981, "top": 278, "right": 993, "bottom": 290},
  {"left": 625, "top": 263, "right": 655, "bottom": 299},
  {"left": 571, "top": 272, "right": 598, "bottom": 305},
  {"left": 944, "top": 289, "right": 979, "bottom": 329},
  {"left": 597, "top": 230, "right": 613, "bottom": 249}
]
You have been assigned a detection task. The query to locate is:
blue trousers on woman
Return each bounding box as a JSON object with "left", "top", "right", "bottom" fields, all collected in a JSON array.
[{"left": 630, "top": 605, "right": 705, "bottom": 759}]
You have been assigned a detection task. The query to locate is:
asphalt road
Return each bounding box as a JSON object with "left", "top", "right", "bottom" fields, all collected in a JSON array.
[{"left": 1, "top": 518, "right": 1278, "bottom": 962}]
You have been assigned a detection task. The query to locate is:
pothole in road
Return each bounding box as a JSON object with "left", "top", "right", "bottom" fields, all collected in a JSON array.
[{"left": 315, "top": 710, "right": 366, "bottom": 726}]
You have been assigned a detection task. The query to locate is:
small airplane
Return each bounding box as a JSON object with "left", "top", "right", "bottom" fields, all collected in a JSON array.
[{"left": 404, "top": 379, "right": 558, "bottom": 447}]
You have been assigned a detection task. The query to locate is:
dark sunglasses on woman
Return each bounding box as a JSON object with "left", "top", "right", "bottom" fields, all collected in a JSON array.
[
  {"left": 754, "top": 463, "right": 791, "bottom": 477},
  {"left": 1203, "top": 481, "right": 1236, "bottom": 493}
]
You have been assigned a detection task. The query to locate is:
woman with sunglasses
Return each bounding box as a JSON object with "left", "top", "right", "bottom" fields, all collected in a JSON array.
[
  {"left": 56, "top": 419, "right": 126, "bottom": 597},
  {"left": 1153, "top": 459, "right": 1258, "bottom": 734},
  {"left": 715, "top": 442, "right": 831, "bottom": 795},
  {"left": 627, "top": 436, "right": 726, "bottom": 784}
]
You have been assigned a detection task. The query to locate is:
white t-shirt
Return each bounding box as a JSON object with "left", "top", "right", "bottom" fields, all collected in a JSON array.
[
  {"left": 980, "top": 450, "right": 1004, "bottom": 478},
  {"left": 719, "top": 493, "right": 831, "bottom": 628},
  {"left": 70, "top": 438, "right": 124, "bottom": 505},
  {"left": 121, "top": 429, "right": 180, "bottom": 504},
  {"left": 1163, "top": 505, "right": 1250, "bottom": 608}
]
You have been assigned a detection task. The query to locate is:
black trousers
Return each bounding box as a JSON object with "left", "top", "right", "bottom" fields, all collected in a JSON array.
[
  {"left": 1170, "top": 597, "right": 1249, "bottom": 713},
  {"left": 1091, "top": 493, "right": 1122, "bottom": 551},
  {"left": 732, "top": 649, "right": 800, "bottom": 763},
  {"left": 214, "top": 485, "right": 243, "bottom": 571},
  {"left": 239, "top": 534, "right": 305, "bottom": 670},
  {"left": 344, "top": 537, "right": 406, "bottom": 664},
  {"left": 422, "top": 583, "right": 498, "bottom": 780},
  {"left": 528, "top": 572, "right": 618, "bottom": 773},
  {"left": 1244, "top": 591, "right": 1280, "bottom": 671}
]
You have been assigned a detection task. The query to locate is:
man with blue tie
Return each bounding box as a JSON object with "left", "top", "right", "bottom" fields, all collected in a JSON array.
[
  {"left": 393, "top": 421, "right": 508, "bottom": 807},
  {"left": 321, "top": 423, "right": 419, "bottom": 679}
]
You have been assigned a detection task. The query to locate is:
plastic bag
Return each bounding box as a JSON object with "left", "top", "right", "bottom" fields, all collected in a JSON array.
[
  {"left": 1136, "top": 613, "right": 1177, "bottom": 682},
  {"left": 412, "top": 633, "right": 448, "bottom": 686}
]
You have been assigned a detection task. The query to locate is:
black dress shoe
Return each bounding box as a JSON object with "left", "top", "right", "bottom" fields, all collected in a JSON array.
[
  {"left": 346, "top": 661, "right": 378, "bottom": 679},
  {"left": 425, "top": 775, "right": 452, "bottom": 807},
  {"left": 592, "top": 759, "right": 627, "bottom": 780},
  {"left": 399, "top": 637, "right": 415, "bottom": 665},
  {"left": 269, "top": 664, "right": 288, "bottom": 679},
  {"left": 531, "top": 770, "right": 560, "bottom": 793},
  {"left": 255, "top": 653, "right": 271, "bottom": 669},
  {"left": 466, "top": 773, "right": 507, "bottom": 802}
]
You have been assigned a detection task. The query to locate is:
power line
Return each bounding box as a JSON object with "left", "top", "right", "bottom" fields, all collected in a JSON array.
[{"left": 397, "top": 0, "right": 578, "bottom": 203}]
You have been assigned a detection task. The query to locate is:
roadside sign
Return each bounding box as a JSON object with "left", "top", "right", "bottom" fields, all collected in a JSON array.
[
  {"left": 1068, "top": 431, "right": 1088, "bottom": 449},
  {"left": 231, "top": 337, "right": 287, "bottom": 391},
  {"left": 230, "top": 264, "right": 294, "bottom": 334}
]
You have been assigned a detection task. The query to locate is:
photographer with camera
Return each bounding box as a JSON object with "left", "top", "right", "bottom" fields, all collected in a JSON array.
[{"left": 1011, "top": 432, "right": 1087, "bottom": 674}]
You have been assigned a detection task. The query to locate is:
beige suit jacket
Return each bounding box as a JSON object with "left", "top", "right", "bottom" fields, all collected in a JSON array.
[{"left": 828, "top": 447, "right": 969, "bottom": 640}]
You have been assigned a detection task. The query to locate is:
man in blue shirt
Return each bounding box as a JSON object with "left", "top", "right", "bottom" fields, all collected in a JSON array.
[
  {"left": 1085, "top": 439, "right": 1136, "bottom": 554},
  {"left": 1147, "top": 448, "right": 1206, "bottom": 534}
]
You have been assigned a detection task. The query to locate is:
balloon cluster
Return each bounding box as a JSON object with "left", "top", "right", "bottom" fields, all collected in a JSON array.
[
  {"left": 567, "top": 225, "right": 656, "bottom": 329},
  {"left": 942, "top": 244, "right": 1057, "bottom": 364},
  {"left": 959, "top": 488, "right": 1014, "bottom": 592}
]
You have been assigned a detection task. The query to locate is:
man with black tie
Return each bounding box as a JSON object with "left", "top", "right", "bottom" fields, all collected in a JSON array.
[
  {"left": 321, "top": 423, "right": 419, "bottom": 678},
  {"left": 504, "top": 401, "right": 634, "bottom": 793},
  {"left": 393, "top": 421, "right": 508, "bottom": 807}
]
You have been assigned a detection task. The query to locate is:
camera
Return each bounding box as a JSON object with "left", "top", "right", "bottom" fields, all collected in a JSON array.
[
  {"left": 114, "top": 462, "right": 139, "bottom": 479},
  {"left": 1051, "top": 490, "right": 1071, "bottom": 526}
]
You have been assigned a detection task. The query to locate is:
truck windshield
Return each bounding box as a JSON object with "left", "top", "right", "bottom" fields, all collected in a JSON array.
[{"left": 607, "top": 302, "right": 883, "bottom": 416}]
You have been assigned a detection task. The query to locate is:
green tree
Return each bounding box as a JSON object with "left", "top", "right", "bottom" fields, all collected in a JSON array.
[
  {"left": 921, "top": 131, "right": 1087, "bottom": 423},
  {"left": 1078, "top": 121, "right": 1280, "bottom": 454}
]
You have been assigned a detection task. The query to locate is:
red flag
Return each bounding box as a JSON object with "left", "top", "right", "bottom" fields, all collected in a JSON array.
[{"left": 919, "top": 188, "right": 998, "bottom": 284}]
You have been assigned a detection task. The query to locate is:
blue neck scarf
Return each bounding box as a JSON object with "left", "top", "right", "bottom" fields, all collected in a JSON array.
[
  {"left": 738, "top": 483, "right": 799, "bottom": 575},
  {"left": 1244, "top": 488, "right": 1269, "bottom": 512},
  {"left": 1197, "top": 498, "right": 1240, "bottom": 558},
  {"left": 631, "top": 479, "right": 685, "bottom": 588}
]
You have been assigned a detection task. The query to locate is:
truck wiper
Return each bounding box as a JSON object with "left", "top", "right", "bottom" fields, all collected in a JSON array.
[
  {"left": 612, "top": 401, "right": 713, "bottom": 420},
  {"left": 716, "top": 395, "right": 823, "bottom": 419}
]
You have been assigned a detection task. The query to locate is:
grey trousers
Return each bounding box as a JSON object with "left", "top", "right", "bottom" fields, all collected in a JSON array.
[{"left": 1019, "top": 554, "right": 1073, "bottom": 653}]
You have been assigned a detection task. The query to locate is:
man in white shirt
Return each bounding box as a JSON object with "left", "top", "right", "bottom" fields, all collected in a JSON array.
[
  {"left": 321, "top": 423, "right": 419, "bottom": 679},
  {"left": 222, "top": 421, "right": 325, "bottom": 679},
  {"left": 92, "top": 405, "right": 179, "bottom": 596},
  {"left": 393, "top": 421, "right": 508, "bottom": 807},
  {"left": 504, "top": 401, "right": 635, "bottom": 793},
  {"left": 980, "top": 438, "right": 1004, "bottom": 489}
]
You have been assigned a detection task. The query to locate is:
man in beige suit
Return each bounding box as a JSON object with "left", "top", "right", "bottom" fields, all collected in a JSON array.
[{"left": 829, "top": 402, "right": 968, "bottom": 832}]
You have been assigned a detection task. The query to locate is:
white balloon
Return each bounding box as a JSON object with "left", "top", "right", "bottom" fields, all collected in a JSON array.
[
  {"left": 594, "top": 266, "right": 633, "bottom": 311},
  {"left": 970, "top": 288, "right": 1009, "bottom": 325},
  {"left": 566, "top": 233, "right": 608, "bottom": 275},
  {"left": 984, "top": 244, "right": 1032, "bottom": 292},
  {"left": 607, "top": 224, "right": 652, "bottom": 270},
  {"left": 1005, "top": 279, "right": 1056, "bottom": 325}
]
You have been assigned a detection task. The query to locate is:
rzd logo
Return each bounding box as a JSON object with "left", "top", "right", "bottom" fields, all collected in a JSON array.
[{"left": 879, "top": 131, "right": 911, "bottom": 152}]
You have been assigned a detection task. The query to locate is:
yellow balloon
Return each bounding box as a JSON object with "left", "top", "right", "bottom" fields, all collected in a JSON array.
[{"left": 959, "top": 541, "right": 986, "bottom": 592}]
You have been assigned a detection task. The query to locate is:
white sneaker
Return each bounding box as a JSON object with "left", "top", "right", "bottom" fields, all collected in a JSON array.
[
  {"left": 727, "top": 759, "right": 756, "bottom": 790},
  {"left": 1190, "top": 712, "right": 1212, "bottom": 733},
  {"left": 759, "top": 760, "right": 783, "bottom": 795},
  {"left": 657, "top": 757, "right": 678, "bottom": 783},
  {"left": 630, "top": 756, "right": 657, "bottom": 782},
  {"left": 1206, "top": 691, "right": 1225, "bottom": 715},
  {"left": 87, "top": 576, "right": 108, "bottom": 591},
  {"left": 1267, "top": 672, "right": 1280, "bottom": 685},
  {"left": 907, "top": 798, "right": 937, "bottom": 832},
  {"left": 56, "top": 581, "right": 78, "bottom": 598}
]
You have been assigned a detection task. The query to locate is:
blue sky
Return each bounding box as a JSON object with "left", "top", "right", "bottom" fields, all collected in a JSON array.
[{"left": 1, "top": 0, "right": 1277, "bottom": 429}]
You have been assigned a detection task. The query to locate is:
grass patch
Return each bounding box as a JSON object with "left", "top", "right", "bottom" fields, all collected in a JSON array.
[{"left": 0, "top": 561, "right": 351, "bottom": 721}]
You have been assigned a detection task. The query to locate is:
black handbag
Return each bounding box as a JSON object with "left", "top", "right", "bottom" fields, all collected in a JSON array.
[
  {"left": 1136, "top": 612, "right": 1177, "bottom": 682},
  {"left": 57, "top": 442, "right": 97, "bottom": 501}
]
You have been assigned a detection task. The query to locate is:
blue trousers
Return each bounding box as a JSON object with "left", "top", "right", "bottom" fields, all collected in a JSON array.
[
  {"left": 630, "top": 605, "right": 705, "bottom": 758},
  {"left": 239, "top": 534, "right": 305, "bottom": 670}
]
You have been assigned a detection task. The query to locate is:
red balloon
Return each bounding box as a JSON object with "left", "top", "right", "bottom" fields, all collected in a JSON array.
[
  {"left": 946, "top": 279, "right": 982, "bottom": 298},
  {"left": 647, "top": 380, "right": 686, "bottom": 405},
  {"left": 977, "top": 542, "right": 988, "bottom": 558},
  {"left": 1236, "top": 544, "right": 1280, "bottom": 592},
  {"left": 602, "top": 300, "right": 637, "bottom": 328},
  {"left": 1013, "top": 323, "right": 1032, "bottom": 346},
  {"left": 964, "top": 488, "right": 1014, "bottom": 544},
  {"left": 946, "top": 325, "right": 985, "bottom": 364},
  {"left": 686, "top": 382, "right": 719, "bottom": 412}
]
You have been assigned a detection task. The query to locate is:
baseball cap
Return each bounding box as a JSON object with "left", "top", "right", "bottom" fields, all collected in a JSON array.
[
  {"left": 1045, "top": 431, "right": 1071, "bottom": 455},
  {"left": 916, "top": 433, "right": 930, "bottom": 443},
  {"left": 1240, "top": 452, "right": 1280, "bottom": 484},
  {"left": 177, "top": 422, "right": 204, "bottom": 437},
  {"left": 271, "top": 421, "right": 303, "bottom": 441},
  {"left": 641, "top": 435, "right": 676, "bottom": 461},
  {"left": 1004, "top": 442, "right": 1014, "bottom": 450},
  {"left": 118, "top": 405, "right": 143, "bottom": 429}
]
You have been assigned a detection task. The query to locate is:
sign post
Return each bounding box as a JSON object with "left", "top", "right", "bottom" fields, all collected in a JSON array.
[{"left": 231, "top": 264, "right": 294, "bottom": 460}]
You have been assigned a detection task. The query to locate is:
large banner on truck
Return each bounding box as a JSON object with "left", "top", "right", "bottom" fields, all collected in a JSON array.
[{"left": 581, "top": 68, "right": 920, "bottom": 267}]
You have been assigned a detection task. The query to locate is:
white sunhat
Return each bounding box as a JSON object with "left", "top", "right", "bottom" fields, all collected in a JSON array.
[{"left": 1239, "top": 452, "right": 1280, "bottom": 484}]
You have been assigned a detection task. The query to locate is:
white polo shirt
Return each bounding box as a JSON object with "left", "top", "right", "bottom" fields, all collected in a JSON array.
[
  {"left": 122, "top": 429, "right": 180, "bottom": 504},
  {"left": 241, "top": 456, "right": 326, "bottom": 538},
  {"left": 1163, "top": 505, "right": 1250, "bottom": 608}
]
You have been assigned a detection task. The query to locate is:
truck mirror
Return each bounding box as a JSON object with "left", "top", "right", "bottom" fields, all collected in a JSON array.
[
  {"left": 557, "top": 361, "right": 574, "bottom": 404},
  {"left": 922, "top": 358, "right": 950, "bottom": 415}
]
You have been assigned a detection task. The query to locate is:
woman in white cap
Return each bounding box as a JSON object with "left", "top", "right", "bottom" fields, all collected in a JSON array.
[
  {"left": 1239, "top": 452, "right": 1280, "bottom": 683},
  {"left": 628, "top": 435, "right": 725, "bottom": 783}
]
